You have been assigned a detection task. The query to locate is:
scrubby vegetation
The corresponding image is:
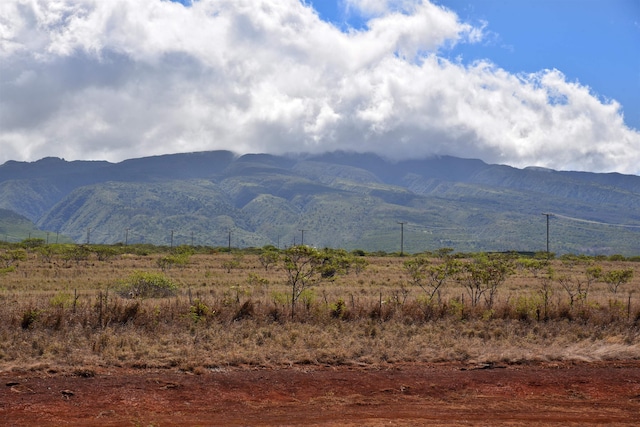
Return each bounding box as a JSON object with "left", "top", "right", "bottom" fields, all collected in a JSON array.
[{"left": 0, "top": 241, "right": 638, "bottom": 371}]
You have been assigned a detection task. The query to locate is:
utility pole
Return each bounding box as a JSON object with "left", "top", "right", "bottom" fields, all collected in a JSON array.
[
  {"left": 46, "top": 232, "right": 49, "bottom": 245},
  {"left": 228, "top": 231, "right": 232, "bottom": 252},
  {"left": 170, "top": 230, "right": 174, "bottom": 248},
  {"left": 191, "top": 231, "right": 194, "bottom": 247},
  {"left": 397, "top": 222, "right": 406, "bottom": 256},
  {"left": 125, "top": 228, "right": 129, "bottom": 246},
  {"left": 86, "top": 228, "right": 91, "bottom": 244},
  {"left": 542, "top": 213, "right": 553, "bottom": 258},
  {"left": 299, "top": 229, "right": 306, "bottom": 246}
]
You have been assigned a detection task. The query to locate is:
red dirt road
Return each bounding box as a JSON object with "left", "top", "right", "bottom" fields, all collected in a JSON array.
[{"left": 2, "top": 361, "right": 640, "bottom": 426}]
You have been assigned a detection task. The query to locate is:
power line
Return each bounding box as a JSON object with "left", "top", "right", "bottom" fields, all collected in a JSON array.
[
  {"left": 405, "top": 223, "right": 463, "bottom": 231},
  {"left": 550, "top": 213, "right": 640, "bottom": 229}
]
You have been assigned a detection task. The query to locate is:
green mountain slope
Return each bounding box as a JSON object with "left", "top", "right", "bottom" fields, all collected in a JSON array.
[
  {"left": 1, "top": 150, "right": 639, "bottom": 254},
  {"left": 37, "top": 180, "right": 253, "bottom": 246},
  {"left": 0, "top": 208, "right": 66, "bottom": 243}
]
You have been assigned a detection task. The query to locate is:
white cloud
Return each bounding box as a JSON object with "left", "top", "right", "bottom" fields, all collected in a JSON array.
[
  {"left": 0, "top": 0, "right": 638, "bottom": 174},
  {"left": 344, "top": 0, "right": 418, "bottom": 17}
]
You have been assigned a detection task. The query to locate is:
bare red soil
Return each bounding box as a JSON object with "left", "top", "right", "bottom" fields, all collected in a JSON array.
[{"left": 2, "top": 361, "right": 640, "bottom": 426}]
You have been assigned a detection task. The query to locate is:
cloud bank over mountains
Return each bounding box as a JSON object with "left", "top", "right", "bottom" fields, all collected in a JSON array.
[{"left": 1, "top": 0, "right": 638, "bottom": 174}]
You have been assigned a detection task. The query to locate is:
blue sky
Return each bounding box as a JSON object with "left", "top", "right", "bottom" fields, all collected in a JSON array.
[
  {"left": 1, "top": 0, "right": 639, "bottom": 173},
  {"left": 310, "top": 0, "right": 640, "bottom": 130}
]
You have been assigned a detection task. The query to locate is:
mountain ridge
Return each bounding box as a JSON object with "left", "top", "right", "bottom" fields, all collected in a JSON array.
[{"left": 0, "top": 150, "right": 638, "bottom": 254}]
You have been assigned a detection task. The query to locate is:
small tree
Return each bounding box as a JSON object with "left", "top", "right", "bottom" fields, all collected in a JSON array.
[
  {"left": 352, "top": 256, "right": 369, "bottom": 275},
  {"left": 517, "top": 258, "right": 548, "bottom": 277},
  {"left": 404, "top": 256, "right": 459, "bottom": 304},
  {"left": 435, "top": 247, "right": 455, "bottom": 259},
  {"left": 20, "top": 238, "right": 45, "bottom": 250},
  {"left": 0, "top": 248, "right": 27, "bottom": 268},
  {"left": 282, "top": 245, "right": 349, "bottom": 319},
  {"left": 258, "top": 248, "right": 279, "bottom": 271},
  {"left": 557, "top": 263, "right": 601, "bottom": 306},
  {"left": 35, "top": 245, "right": 55, "bottom": 263},
  {"left": 459, "top": 254, "right": 514, "bottom": 308},
  {"left": 221, "top": 253, "right": 243, "bottom": 273},
  {"left": 320, "top": 248, "right": 353, "bottom": 277},
  {"left": 603, "top": 269, "right": 634, "bottom": 294},
  {"left": 538, "top": 266, "right": 555, "bottom": 321},
  {"left": 61, "top": 245, "right": 91, "bottom": 265},
  {"left": 92, "top": 245, "right": 120, "bottom": 262}
]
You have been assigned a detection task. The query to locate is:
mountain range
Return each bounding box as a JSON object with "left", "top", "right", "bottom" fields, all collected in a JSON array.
[{"left": 1, "top": 150, "right": 639, "bottom": 255}]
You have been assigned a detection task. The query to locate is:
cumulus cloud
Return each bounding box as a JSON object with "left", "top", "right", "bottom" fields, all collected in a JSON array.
[
  {"left": 0, "top": 0, "right": 638, "bottom": 174},
  {"left": 344, "top": 0, "right": 418, "bottom": 17}
]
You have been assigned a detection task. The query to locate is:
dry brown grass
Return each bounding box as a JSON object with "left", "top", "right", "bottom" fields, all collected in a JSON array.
[{"left": 1, "top": 247, "right": 639, "bottom": 372}]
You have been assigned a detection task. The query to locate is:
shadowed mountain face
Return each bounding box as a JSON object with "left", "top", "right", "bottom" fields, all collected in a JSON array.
[{"left": 1, "top": 150, "right": 639, "bottom": 255}]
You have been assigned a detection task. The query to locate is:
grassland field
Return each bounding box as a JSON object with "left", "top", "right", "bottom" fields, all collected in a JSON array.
[{"left": 0, "top": 244, "right": 638, "bottom": 373}]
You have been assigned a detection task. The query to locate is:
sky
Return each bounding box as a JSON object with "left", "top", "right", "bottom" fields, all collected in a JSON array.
[{"left": 0, "top": 0, "right": 639, "bottom": 174}]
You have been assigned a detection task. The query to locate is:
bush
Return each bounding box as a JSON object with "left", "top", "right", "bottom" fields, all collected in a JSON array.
[
  {"left": 118, "top": 271, "right": 178, "bottom": 298},
  {"left": 157, "top": 252, "right": 191, "bottom": 270},
  {"left": 0, "top": 248, "right": 27, "bottom": 268},
  {"left": 190, "top": 299, "right": 212, "bottom": 323}
]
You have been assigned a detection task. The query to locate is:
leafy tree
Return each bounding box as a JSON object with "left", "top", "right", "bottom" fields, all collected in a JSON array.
[
  {"left": 352, "top": 256, "right": 369, "bottom": 275},
  {"left": 246, "top": 272, "right": 269, "bottom": 292},
  {"left": 517, "top": 258, "right": 548, "bottom": 277},
  {"left": 35, "top": 245, "right": 55, "bottom": 263},
  {"left": 0, "top": 248, "right": 27, "bottom": 268},
  {"left": 258, "top": 248, "right": 280, "bottom": 271},
  {"left": 91, "top": 245, "right": 120, "bottom": 262},
  {"left": 435, "top": 247, "right": 454, "bottom": 259},
  {"left": 20, "top": 238, "right": 45, "bottom": 250},
  {"left": 404, "top": 256, "right": 460, "bottom": 304},
  {"left": 602, "top": 269, "right": 634, "bottom": 294},
  {"left": 319, "top": 248, "right": 353, "bottom": 277},
  {"left": 282, "top": 245, "right": 350, "bottom": 319},
  {"left": 556, "top": 261, "right": 602, "bottom": 306},
  {"left": 60, "top": 245, "right": 91, "bottom": 265},
  {"left": 458, "top": 254, "right": 514, "bottom": 308},
  {"left": 537, "top": 266, "right": 555, "bottom": 321},
  {"left": 221, "top": 253, "right": 243, "bottom": 273}
]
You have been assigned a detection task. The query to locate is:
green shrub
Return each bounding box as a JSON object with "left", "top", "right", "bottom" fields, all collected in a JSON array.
[
  {"left": 330, "top": 298, "right": 347, "bottom": 319},
  {"left": 50, "top": 292, "right": 73, "bottom": 308},
  {"left": 118, "top": 271, "right": 178, "bottom": 298},
  {"left": 20, "top": 238, "right": 45, "bottom": 249},
  {"left": 0, "top": 266, "right": 16, "bottom": 275},
  {"left": 190, "top": 299, "right": 212, "bottom": 323},
  {"left": 0, "top": 249, "right": 27, "bottom": 268},
  {"left": 157, "top": 252, "right": 191, "bottom": 270}
]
